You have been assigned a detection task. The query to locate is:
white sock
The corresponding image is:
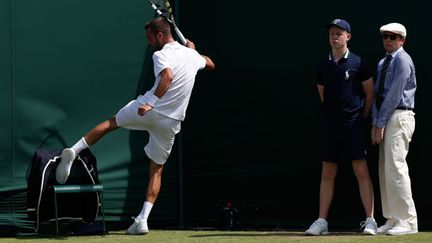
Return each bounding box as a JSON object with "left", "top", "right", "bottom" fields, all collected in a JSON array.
[
  {"left": 71, "top": 137, "right": 89, "bottom": 155},
  {"left": 137, "top": 201, "right": 153, "bottom": 221}
]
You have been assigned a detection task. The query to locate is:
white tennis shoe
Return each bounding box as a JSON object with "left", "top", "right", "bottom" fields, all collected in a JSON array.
[
  {"left": 55, "top": 148, "right": 76, "bottom": 184},
  {"left": 126, "top": 217, "right": 149, "bottom": 235},
  {"left": 305, "top": 218, "right": 328, "bottom": 235},
  {"left": 387, "top": 226, "right": 418, "bottom": 235},
  {"left": 361, "top": 217, "right": 377, "bottom": 235},
  {"left": 377, "top": 220, "right": 395, "bottom": 234}
]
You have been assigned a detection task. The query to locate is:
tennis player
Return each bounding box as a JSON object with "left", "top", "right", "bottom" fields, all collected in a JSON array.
[{"left": 56, "top": 17, "right": 215, "bottom": 234}]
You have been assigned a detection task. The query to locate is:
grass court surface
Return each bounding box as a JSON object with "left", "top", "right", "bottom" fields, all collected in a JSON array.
[{"left": 3, "top": 230, "right": 432, "bottom": 243}]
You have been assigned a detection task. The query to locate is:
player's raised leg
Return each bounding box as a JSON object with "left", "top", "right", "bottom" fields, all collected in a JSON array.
[{"left": 55, "top": 117, "right": 118, "bottom": 184}]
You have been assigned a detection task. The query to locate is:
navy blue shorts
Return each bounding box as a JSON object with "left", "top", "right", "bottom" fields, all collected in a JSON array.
[{"left": 319, "top": 116, "right": 366, "bottom": 163}]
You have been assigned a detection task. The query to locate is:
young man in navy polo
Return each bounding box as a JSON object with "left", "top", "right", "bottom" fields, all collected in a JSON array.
[{"left": 305, "top": 19, "right": 377, "bottom": 235}]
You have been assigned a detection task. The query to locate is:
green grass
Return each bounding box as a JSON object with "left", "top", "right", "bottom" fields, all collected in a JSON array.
[{"left": 2, "top": 230, "right": 432, "bottom": 243}]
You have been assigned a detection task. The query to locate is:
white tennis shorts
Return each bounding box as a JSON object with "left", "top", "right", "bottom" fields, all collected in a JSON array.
[{"left": 115, "top": 99, "right": 181, "bottom": 165}]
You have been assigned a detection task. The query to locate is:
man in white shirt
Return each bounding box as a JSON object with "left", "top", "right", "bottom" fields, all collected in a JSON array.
[{"left": 55, "top": 17, "right": 215, "bottom": 234}]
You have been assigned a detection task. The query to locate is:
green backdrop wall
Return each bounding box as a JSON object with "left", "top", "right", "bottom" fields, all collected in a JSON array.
[{"left": 1, "top": 0, "right": 431, "bottom": 234}]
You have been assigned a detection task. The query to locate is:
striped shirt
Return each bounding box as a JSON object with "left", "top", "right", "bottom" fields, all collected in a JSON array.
[{"left": 372, "top": 47, "right": 417, "bottom": 128}]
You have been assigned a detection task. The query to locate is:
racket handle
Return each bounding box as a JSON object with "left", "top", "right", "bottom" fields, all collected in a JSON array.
[{"left": 174, "top": 26, "right": 187, "bottom": 45}]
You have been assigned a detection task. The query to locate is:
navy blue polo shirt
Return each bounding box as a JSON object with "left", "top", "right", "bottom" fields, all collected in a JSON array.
[{"left": 317, "top": 50, "right": 372, "bottom": 121}]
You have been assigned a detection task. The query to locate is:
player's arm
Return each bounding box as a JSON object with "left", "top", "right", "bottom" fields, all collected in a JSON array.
[
  {"left": 202, "top": 55, "right": 215, "bottom": 71},
  {"left": 185, "top": 39, "right": 215, "bottom": 71},
  {"left": 154, "top": 68, "right": 173, "bottom": 98},
  {"left": 138, "top": 68, "right": 173, "bottom": 116}
]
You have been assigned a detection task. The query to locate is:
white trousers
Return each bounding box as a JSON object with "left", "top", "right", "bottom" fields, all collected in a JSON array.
[{"left": 379, "top": 110, "right": 417, "bottom": 229}]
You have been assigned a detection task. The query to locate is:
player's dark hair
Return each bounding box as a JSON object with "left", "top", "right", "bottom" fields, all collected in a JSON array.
[{"left": 145, "top": 17, "right": 171, "bottom": 37}]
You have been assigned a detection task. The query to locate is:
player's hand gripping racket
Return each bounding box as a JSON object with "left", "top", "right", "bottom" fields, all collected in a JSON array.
[{"left": 148, "top": 0, "right": 187, "bottom": 45}]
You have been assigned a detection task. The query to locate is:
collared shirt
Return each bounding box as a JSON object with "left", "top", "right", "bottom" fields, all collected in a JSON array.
[
  {"left": 371, "top": 47, "right": 417, "bottom": 128},
  {"left": 317, "top": 49, "right": 373, "bottom": 122}
]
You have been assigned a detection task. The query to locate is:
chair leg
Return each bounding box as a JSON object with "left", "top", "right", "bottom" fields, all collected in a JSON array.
[
  {"left": 101, "top": 191, "right": 105, "bottom": 234},
  {"left": 54, "top": 192, "right": 59, "bottom": 234},
  {"left": 52, "top": 184, "right": 105, "bottom": 234}
]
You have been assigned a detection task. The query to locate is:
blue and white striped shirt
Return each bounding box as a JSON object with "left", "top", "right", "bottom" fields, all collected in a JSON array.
[{"left": 372, "top": 47, "right": 417, "bottom": 128}]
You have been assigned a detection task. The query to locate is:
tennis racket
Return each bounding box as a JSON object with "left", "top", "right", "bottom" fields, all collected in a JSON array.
[{"left": 148, "top": 0, "right": 187, "bottom": 45}]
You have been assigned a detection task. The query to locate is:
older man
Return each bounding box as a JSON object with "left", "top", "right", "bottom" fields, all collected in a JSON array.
[{"left": 371, "top": 22, "right": 418, "bottom": 235}]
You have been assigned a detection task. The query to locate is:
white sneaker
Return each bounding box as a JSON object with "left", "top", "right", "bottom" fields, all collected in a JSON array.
[
  {"left": 377, "top": 220, "right": 395, "bottom": 234},
  {"left": 361, "top": 217, "right": 377, "bottom": 235},
  {"left": 305, "top": 218, "right": 328, "bottom": 235},
  {"left": 387, "top": 226, "right": 418, "bottom": 235},
  {"left": 126, "top": 217, "right": 149, "bottom": 235},
  {"left": 55, "top": 148, "right": 76, "bottom": 184}
]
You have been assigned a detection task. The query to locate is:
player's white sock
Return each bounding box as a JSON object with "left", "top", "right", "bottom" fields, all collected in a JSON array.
[
  {"left": 71, "top": 137, "right": 90, "bottom": 155},
  {"left": 137, "top": 201, "right": 153, "bottom": 221}
]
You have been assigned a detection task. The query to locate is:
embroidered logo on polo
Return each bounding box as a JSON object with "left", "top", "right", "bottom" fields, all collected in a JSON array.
[{"left": 344, "top": 69, "right": 358, "bottom": 81}]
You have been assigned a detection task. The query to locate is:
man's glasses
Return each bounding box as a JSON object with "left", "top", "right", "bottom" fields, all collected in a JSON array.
[{"left": 382, "top": 33, "right": 398, "bottom": 40}]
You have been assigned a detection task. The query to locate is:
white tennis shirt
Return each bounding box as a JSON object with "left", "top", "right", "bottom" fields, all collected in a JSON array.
[{"left": 146, "top": 41, "right": 206, "bottom": 121}]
